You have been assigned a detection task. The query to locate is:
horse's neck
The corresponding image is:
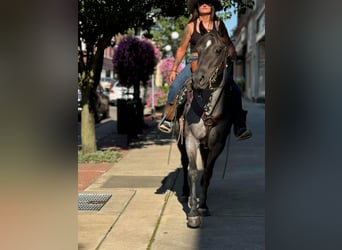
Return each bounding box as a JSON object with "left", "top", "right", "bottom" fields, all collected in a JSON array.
[
  {"left": 203, "top": 86, "right": 225, "bottom": 116},
  {"left": 203, "top": 69, "right": 227, "bottom": 115},
  {"left": 190, "top": 70, "right": 227, "bottom": 118}
]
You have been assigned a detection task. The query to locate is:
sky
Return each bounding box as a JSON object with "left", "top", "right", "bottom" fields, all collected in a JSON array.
[{"left": 223, "top": 11, "right": 237, "bottom": 36}]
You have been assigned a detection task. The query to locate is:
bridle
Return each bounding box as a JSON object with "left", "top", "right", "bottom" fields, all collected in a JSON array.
[{"left": 208, "top": 57, "right": 226, "bottom": 91}]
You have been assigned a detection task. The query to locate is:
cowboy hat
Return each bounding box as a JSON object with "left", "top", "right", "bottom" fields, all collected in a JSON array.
[{"left": 187, "top": 0, "right": 223, "bottom": 13}]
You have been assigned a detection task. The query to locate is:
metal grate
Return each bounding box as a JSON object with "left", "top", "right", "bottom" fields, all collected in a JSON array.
[{"left": 78, "top": 193, "right": 112, "bottom": 211}]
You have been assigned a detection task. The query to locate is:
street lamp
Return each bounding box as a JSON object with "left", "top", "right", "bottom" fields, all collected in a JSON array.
[
  {"left": 164, "top": 44, "right": 172, "bottom": 52},
  {"left": 164, "top": 44, "right": 172, "bottom": 57},
  {"left": 170, "top": 31, "right": 179, "bottom": 56},
  {"left": 171, "top": 31, "right": 179, "bottom": 40}
]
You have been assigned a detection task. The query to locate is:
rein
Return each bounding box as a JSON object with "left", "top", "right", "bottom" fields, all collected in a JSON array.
[
  {"left": 208, "top": 57, "right": 226, "bottom": 91},
  {"left": 209, "top": 67, "right": 219, "bottom": 90},
  {"left": 201, "top": 84, "right": 225, "bottom": 144}
]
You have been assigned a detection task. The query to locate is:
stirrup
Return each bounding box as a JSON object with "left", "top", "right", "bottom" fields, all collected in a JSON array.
[{"left": 158, "top": 119, "right": 173, "bottom": 133}]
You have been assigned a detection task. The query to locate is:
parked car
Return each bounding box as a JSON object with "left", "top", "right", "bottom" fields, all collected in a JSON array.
[
  {"left": 78, "top": 86, "right": 110, "bottom": 122},
  {"left": 109, "top": 81, "right": 126, "bottom": 105},
  {"left": 100, "top": 77, "right": 115, "bottom": 91},
  {"left": 109, "top": 81, "right": 146, "bottom": 106}
]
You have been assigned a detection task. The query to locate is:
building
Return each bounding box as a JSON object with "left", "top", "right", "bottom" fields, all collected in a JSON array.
[
  {"left": 102, "top": 46, "right": 115, "bottom": 79},
  {"left": 233, "top": 0, "right": 265, "bottom": 103}
]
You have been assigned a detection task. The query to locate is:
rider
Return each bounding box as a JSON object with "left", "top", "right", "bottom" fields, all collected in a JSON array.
[{"left": 158, "top": 0, "right": 252, "bottom": 141}]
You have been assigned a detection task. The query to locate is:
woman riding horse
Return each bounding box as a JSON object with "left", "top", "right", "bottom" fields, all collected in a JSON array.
[{"left": 158, "top": 0, "right": 252, "bottom": 141}]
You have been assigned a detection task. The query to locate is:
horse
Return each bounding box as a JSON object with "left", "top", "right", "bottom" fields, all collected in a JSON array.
[{"left": 175, "top": 30, "right": 234, "bottom": 228}]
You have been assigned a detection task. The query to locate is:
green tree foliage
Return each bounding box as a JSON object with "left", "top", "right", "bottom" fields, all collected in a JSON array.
[{"left": 151, "top": 16, "right": 189, "bottom": 58}]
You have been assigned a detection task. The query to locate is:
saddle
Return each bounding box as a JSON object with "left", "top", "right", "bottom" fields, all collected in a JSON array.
[{"left": 191, "top": 60, "right": 198, "bottom": 73}]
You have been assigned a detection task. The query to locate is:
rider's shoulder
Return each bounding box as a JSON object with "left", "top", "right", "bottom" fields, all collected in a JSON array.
[
  {"left": 185, "top": 22, "right": 195, "bottom": 34},
  {"left": 186, "top": 22, "right": 194, "bottom": 30}
]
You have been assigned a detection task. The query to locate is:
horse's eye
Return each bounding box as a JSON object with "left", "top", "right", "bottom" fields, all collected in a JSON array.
[{"left": 215, "top": 48, "right": 222, "bottom": 53}]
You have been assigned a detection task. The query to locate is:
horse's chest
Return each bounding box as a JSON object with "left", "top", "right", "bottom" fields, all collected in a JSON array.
[{"left": 185, "top": 113, "right": 206, "bottom": 139}]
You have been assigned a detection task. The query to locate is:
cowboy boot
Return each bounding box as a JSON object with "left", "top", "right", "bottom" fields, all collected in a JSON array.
[
  {"left": 234, "top": 110, "right": 252, "bottom": 141},
  {"left": 158, "top": 102, "right": 177, "bottom": 133}
]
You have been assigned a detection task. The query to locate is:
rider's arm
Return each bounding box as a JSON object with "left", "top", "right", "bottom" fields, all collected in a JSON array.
[
  {"left": 218, "top": 21, "right": 237, "bottom": 59},
  {"left": 171, "top": 23, "right": 192, "bottom": 72},
  {"left": 169, "top": 23, "right": 193, "bottom": 82}
]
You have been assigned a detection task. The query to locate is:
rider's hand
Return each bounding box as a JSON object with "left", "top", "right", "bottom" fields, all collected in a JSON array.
[
  {"left": 169, "top": 70, "right": 177, "bottom": 82},
  {"left": 228, "top": 47, "right": 237, "bottom": 60}
]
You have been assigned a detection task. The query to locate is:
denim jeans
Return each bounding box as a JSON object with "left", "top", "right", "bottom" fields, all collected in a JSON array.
[{"left": 167, "top": 56, "right": 197, "bottom": 103}]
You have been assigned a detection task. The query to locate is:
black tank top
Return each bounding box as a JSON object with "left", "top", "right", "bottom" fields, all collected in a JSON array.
[
  {"left": 190, "top": 20, "right": 202, "bottom": 53},
  {"left": 189, "top": 19, "right": 220, "bottom": 53}
]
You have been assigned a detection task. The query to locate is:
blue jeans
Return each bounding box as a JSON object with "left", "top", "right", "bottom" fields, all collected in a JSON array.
[{"left": 167, "top": 56, "right": 197, "bottom": 103}]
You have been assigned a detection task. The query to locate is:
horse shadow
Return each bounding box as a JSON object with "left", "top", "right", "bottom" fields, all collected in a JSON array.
[{"left": 155, "top": 167, "right": 204, "bottom": 216}]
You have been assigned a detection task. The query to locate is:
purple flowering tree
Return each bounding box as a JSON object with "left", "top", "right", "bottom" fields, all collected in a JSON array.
[
  {"left": 112, "top": 36, "right": 160, "bottom": 137},
  {"left": 113, "top": 36, "right": 160, "bottom": 99}
]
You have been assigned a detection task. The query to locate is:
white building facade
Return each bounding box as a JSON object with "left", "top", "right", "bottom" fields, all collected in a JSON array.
[{"left": 233, "top": 0, "right": 265, "bottom": 102}]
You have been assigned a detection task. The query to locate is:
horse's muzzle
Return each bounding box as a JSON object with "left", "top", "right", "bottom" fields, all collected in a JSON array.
[{"left": 192, "top": 70, "right": 207, "bottom": 90}]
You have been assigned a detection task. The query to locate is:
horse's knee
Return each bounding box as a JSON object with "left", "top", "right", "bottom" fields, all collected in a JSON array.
[{"left": 188, "top": 168, "right": 198, "bottom": 180}]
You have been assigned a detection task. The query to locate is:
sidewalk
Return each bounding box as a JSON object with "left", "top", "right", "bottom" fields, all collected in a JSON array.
[{"left": 78, "top": 99, "right": 265, "bottom": 250}]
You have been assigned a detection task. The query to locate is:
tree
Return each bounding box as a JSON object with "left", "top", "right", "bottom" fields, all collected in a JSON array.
[
  {"left": 78, "top": 0, "right": 187, "bottom": 154},
  {"left": 113, "top": 36, "right": 160, "bottom": 92}
]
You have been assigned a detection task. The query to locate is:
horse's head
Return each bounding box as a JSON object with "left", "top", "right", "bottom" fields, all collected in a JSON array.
[{"left": 192, "top": 31, "right": 227, "bottom": 90}]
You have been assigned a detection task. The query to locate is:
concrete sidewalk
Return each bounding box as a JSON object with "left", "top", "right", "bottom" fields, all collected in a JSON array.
[{"left": 78, "top": 99, "right": 265, "bottom": 250}]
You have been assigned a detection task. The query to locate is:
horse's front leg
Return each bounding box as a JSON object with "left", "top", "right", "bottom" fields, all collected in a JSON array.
[
  {"left": 199, "top": 141, "right": 226, "bottom": 217},
  {"left": 177, "top": 140, "right": 189, "bottom": 201},
  {"left": 198, "top": 145, "right": 211, "bottom": 216},
  {"left": 185, "top": 134, "right": 201, "bottom": 228}
]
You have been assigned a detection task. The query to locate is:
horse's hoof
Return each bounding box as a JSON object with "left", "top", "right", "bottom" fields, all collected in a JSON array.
[
  {"left": 187, "top": 216, "right": 201, "bottom": 228},
  {"left": 198, "top": 207, "right": 211, "bottom": 217}
]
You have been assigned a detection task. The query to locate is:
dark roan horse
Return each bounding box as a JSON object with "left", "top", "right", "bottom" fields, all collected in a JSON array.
[{"left": 176, "top": 30, "right": 234, "bottom": 228}]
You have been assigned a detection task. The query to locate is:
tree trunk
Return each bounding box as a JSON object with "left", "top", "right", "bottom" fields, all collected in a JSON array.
[
  {"left": 80, "top": 36, "right": 109, "bottom": 154},
  {"left": 133, "top": 83, "right": 140, "bottom": 100},
  {"left": 81, "top": 103, "right": 97, "bottom": 154}
]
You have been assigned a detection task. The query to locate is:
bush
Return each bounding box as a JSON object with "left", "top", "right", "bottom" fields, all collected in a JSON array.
[
  {"left": 159, "top": 57, "right": 184, "bottom": 84},
  {"left": 78, "top": 150, "right": 121, "bottom": 164},
  {"left": 145, "top": 88, "right": 168, "bottom": 107}
]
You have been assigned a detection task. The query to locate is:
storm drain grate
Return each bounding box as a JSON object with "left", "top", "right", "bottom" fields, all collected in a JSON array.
[{"left": 78, "top": 193, "right": 112, "bottom": 211}]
